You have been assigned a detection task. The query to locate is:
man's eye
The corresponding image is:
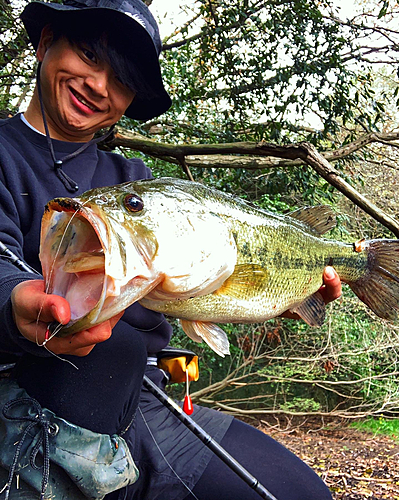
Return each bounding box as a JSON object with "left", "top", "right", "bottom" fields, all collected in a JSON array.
[{"left": 82, "top": 49, "right": 96, "bottom": 63}]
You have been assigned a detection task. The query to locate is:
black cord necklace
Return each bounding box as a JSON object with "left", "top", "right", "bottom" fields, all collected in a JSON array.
[{"left": 36, "top": 63, "right": 115, "bottom": 193}]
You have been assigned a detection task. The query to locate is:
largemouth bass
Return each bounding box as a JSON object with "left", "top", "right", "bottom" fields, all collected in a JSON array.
[{"left": 40, "top": 177, "right": 399, "bottom": 356}]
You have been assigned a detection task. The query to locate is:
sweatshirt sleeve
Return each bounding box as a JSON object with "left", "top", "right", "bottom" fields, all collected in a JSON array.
[{"left": 0, "top": 173, "right": 52, "bottom": 356}]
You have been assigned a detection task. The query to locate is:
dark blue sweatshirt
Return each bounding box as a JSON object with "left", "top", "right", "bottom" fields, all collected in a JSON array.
[{"left": 0, "top": 114, "right": 172, "bottom": 358}]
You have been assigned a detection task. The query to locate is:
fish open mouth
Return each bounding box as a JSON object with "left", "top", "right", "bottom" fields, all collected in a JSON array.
[
  {"left": 40, "top": 203, "right": 108, "bottom": 323},
  {"left": 40, "top": 197, "right": 161, "bottom": 334}
]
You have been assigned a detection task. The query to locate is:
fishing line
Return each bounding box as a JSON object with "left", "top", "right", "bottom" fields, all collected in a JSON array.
[
  {"left": 43, "top": 343, "right": 79, "bottom": 370},
  {"left": 135, "top": 317, "right": 168, "bottom": 332},
  {"left": 0, "top": 240, "right": 80, "bottom": 369},
  {"left": 36, "top": 195, "right": 99, "bottom": 341},
  {"left": 42, "top": 196, "right": 95, "bottom": 296},
  {"left": 138, "top": 407, "right": 201, "bottom": 500},
  {"left": 0, "top": 238, "right": 62, "bottom": 351},
  {"left": 33, "top": 308, "right": 80, "bottom": 370},
  {"left": 36, "top": 203, "right": 84, "bottom": 346},
  {"left": 3, "top": 241, "right": 278, "bottom": 498}
]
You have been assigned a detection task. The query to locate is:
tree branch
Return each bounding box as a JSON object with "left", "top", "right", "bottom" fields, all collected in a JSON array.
[
  {"left": 291, "top": 142, "right": 399, "bottom": 237},
  {"left": 109, "top": 128, "right": 399, "bottom": 236}
]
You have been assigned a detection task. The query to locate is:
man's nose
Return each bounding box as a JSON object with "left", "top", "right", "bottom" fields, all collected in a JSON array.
[{"left": 85, "top": 70, "right": 109, "bottom": 97}]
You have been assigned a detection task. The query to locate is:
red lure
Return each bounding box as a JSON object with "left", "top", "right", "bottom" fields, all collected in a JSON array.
[{"left": 183, "top": 369, "right": 194, "bottom": 415}]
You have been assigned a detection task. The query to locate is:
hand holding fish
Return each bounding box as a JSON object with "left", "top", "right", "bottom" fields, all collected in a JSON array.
[
  {"left": 11, "top": 279, "right": 123, "bottom": 356},
  {"left": 281, "top": 266, "right": 341, "bottom": 320},
  {"left": 318, "top": 266, "right": 342, "bottom": 304}
]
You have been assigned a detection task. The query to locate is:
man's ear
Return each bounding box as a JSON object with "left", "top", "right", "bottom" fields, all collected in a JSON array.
[{"left": 37, "top": 25, "right": 54, "bottom": 62}]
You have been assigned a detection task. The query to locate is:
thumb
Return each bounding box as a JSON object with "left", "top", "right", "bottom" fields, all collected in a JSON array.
[{"left": 12, "top": 279, "right": 70, "bottom": 325}]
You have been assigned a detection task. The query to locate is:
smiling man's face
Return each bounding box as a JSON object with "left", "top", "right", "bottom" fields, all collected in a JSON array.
[{"left": 31, "top": 26, "right": 135, "bottom": 142}]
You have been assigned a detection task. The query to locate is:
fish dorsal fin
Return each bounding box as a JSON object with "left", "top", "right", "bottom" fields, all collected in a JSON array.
[
  {"left": 290, "top": 291, "right": 326, "bottom": 327},
  {"left": 288, "top": 206, "right": 336, "bottom": 235},
  {"left": 215, "top": 264, "right": 268, "bottom": 299},
  {"left": 180, "top": 319, "right": 230, "bottom": 357}
]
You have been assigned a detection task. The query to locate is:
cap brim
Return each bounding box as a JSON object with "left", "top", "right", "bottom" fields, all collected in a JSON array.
[{"left": 21, "top": 2, "right": 171, "bottom": 120}]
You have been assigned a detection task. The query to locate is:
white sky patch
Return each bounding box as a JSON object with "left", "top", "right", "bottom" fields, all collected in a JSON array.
[
  {"left": 152, "top": 0, "right": 192, "bottom": 39},
  {"left": 152, "top": 0, "right": 361, "bottom": 38},
  {"left": 330, "top": 0, "right": 359, "bottom": 18}
]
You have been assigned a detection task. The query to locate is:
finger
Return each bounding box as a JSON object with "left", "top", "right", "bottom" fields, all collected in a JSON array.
[
  {"left": 58, "top": 312, "right": 124, "bottom": 350},
  {"left": 44, "top": 319, "right": 115, "bottom": 355},
  {"left": 12, "top": 280, "right": 70, "bottom": 324},
  {"left": 36, "top": 295, "right": 71, "bottom": 325},
  {"left": 319, "top": 266, "right": 342, "bottom": 304}
]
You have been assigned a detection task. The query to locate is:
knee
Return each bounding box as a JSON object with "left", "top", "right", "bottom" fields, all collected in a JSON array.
[{"left": 293, "top": 476, "right": 332, "bottom": 500}]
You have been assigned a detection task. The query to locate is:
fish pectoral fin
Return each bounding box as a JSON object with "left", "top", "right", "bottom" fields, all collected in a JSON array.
[
  {"left": 179, "top": 319, "right": 230, "bottom": 358},
  {"left": 288, "top": 206, "right": 336, "bottom": 235},
  {"left": 215, "top": 264, "right": 267, "bottom": 299},
  {"left": 290, "top": 291, "right": 326, "bottom": 327}
]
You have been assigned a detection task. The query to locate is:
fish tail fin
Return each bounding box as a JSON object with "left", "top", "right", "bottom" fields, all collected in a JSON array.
[{"left": 350, "top": 239, "right": 399, "bottom": 321}]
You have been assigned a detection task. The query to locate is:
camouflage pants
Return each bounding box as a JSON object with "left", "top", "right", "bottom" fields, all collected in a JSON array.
[{"left": 0, "top": 378, "right": 139, "bottom": 500}]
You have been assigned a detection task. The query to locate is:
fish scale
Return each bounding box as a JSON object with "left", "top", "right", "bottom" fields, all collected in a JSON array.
[{"left": 142, "top": 221, "right": 367, "bottom": 324}]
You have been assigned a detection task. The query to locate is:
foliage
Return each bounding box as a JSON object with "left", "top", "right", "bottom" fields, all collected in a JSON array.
[
  {"left": 165, "top": 286, "right": 399, "bottom": 418},
  {"left": 148, "top": 1, "right": 399, "bottom": 417},
  {"left": 148, "top": 0, "right": 399, "bottom": 212},
  {"left": 0, "top": 0, "right": 32, "bottom": 112},
  {"left": 150, "top": 0, "right": 394, "bottom": 205},
  {"left": 350, "top": 417, "right": 399, "bottom": 440},
  {"left": 159, "top": 0, "right": 376, "bottom": 143},
  {"left": 7, "top": 0, "right": 399, "bottom": 205}
]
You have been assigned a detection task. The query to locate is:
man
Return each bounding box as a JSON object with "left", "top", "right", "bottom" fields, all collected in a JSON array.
[{"left": 0, "top": 1, "right": 341, "bottom": 498}]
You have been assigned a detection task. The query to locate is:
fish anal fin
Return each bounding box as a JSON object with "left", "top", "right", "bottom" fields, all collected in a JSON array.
[
  {"left": 180, "top": 319, "right": 230, "bottom": 357},
  {"left": 179, "top": 319, "right": 203, "bottom": 343},
  {"left": 290, "top": 291, "right": 326, "bottom": 327},
  {"left": 288, "top": 206, "right": 336, "bottom": 235},
  {"left": 215, "top": 264, "right": 267, "bottom": 299}
]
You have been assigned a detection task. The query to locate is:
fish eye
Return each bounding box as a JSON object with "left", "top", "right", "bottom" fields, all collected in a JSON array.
[{"left": 124, "top": 194, "right": 144, "bottom": 213}]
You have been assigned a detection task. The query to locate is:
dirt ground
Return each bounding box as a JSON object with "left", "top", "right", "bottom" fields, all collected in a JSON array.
[{"left": 247, "top": 417, "right": 399, "bottom": 499}]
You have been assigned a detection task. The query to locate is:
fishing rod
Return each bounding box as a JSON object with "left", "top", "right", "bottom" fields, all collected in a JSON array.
[
  {"left": 0, "top": 240, "right": 39, "bottom": 274},
  {"left": 0, "top": 240, "right": 279, "bottom": 500}
]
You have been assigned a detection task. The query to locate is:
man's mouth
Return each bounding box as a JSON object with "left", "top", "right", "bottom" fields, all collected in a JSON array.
[{"left": 70, "top": 88, "right": 99, "bottom": 112}]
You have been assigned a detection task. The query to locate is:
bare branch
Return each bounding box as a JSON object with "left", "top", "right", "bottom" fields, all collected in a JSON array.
[{"left": 110, "top": 128, "right": 399, "bottom": 236}]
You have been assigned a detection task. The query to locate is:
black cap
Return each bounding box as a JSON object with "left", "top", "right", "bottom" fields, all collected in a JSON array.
[{"left": 20, "top": 0, "right": 172, "bottom": 120}]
